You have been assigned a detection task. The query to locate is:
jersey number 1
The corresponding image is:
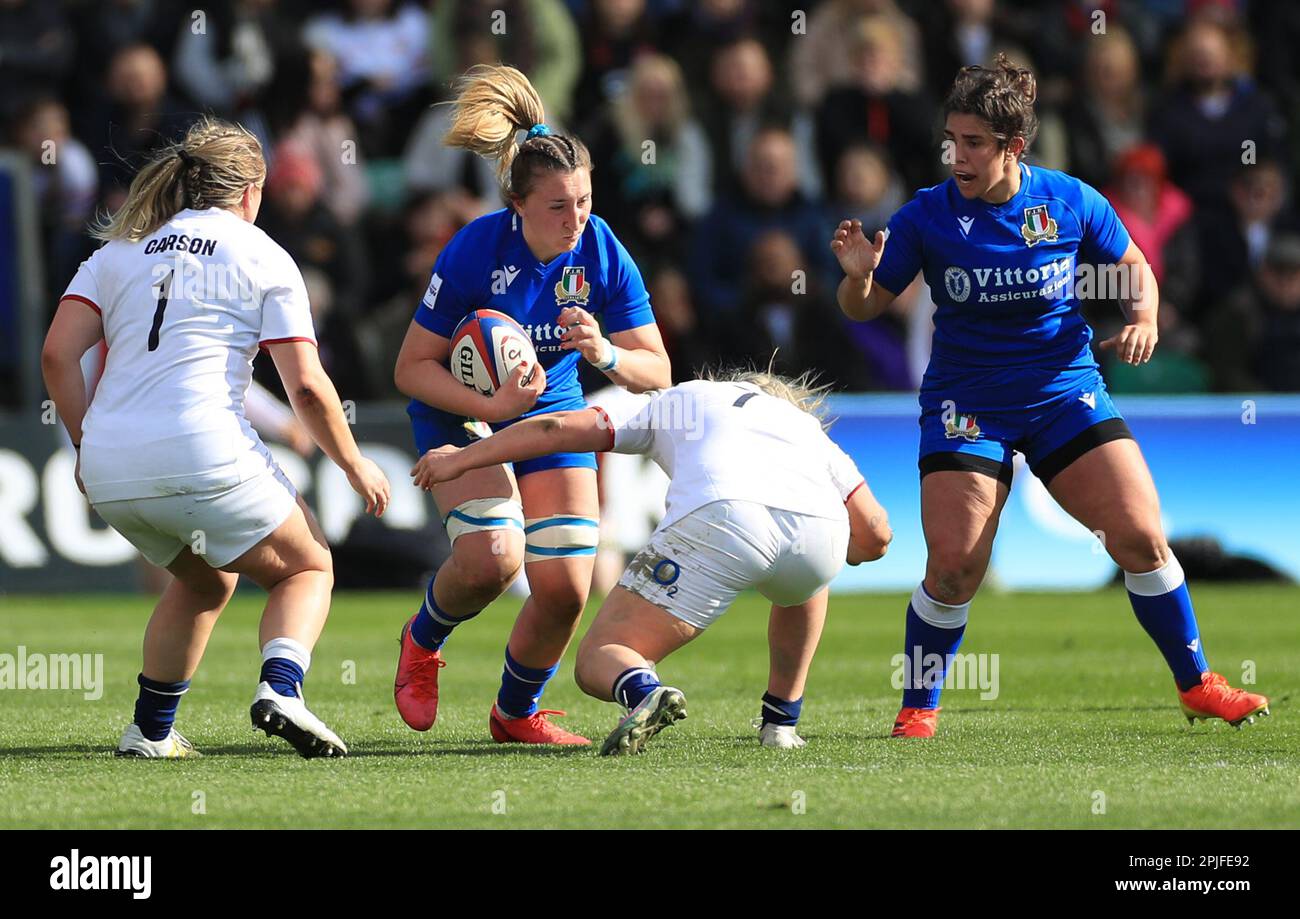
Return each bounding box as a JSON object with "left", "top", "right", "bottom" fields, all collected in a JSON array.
[{"left": 148, "top": 269, "right": 173, "bottom": 352}]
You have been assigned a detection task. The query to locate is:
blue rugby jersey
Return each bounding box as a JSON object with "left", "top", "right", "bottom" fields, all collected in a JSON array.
[
  {"left": 411, "top": 208, "right": 655, "bottom": 418},
  {"left": 872, "top": 163, "right": 1132, "bottom": 372}
]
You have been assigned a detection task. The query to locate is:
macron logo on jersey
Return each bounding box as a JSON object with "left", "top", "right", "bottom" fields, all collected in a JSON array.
[{"left": 957, "top": 216, "right": 974, "bottom": 237}]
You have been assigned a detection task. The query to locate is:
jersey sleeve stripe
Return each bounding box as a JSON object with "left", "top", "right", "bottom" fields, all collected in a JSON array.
[
  {"left": 844, "top": 480, "right": 866, "bottom": 503},
  {"left": 258, "top": 336, "right": 318, "bottom": 350},
  {"left": 591, "top": 406, "right": 615, "bottom": 451},
  {"left": 62, "top": 294, "right": 101, "bottom": 315}
]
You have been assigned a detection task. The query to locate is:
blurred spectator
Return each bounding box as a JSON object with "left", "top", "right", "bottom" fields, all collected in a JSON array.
[
  {"left": 257, "top": 142, "right": 369, "bottom": 319},
  {"left": 920, "top": 0, "right": 1021, "bottom": 97},
  {"left": 301, "top": 267, "right": 373, "bottom": 400},
  {"left": 572, "top": 0, "right": 658, "bottom": 116},
  {"left": 831, "top": 144, "right": 905, "bottom": 237},
  {"left": 303, "top": 0, "right": 430, "bottom": 157},
  {"left": 6, "top": 96, "right": 99, "bottom": 304},
  {"left": 645, "top": 267, "right": 713, "bottom": 383},
  {"left": 363, "top": 189, "right": 484, "bottom": 394},
  {"left": 728, "top": 229, "right": 875, "bottom": 390},
  {"left": 0, "top": 0, "right": 74, "bottom": 125},
  {"left": 583, "top": 53, "right": 711, "bottom": 267},
  {"left": 1149, "top": 16, "right": 1286, "bottom": 217},
  {"left": 1208, "top": 234, "right": 1300, "bottom": 392},
  {"left": 76, "top": 43, "right": 195, "bottom": 209},
  {"left": 656, "top": 0, "right": 761, "bottom": 94},
  {"left": 429, "top": 0, "right": 581, "bottom": 126},
  {"left": 1063, "top": 24, "right": 1147, "bottom": 191},
  {"left": 1195, "top": 159, "right": 1300, "bottom": 319},
  {"left": 1103, "top": 144, "right": 1198, "bottom": 314},
  {"left": 172, "top": 0, "right": 294, "bottom": 121},
  {"left": 269, "top": 49, "right": 371, "bottom": 227},
  {"left": 697, "top": 35, "right": 820, "bottom": 201},
  {"left": 688, "top": 126, "right": 834, "bottom": 332},
  {"left": 789, "top": 0, "right": 923, "bottom": 108},
  {"left": 813, "top": 15, "right": 938, "bottom": 192}
]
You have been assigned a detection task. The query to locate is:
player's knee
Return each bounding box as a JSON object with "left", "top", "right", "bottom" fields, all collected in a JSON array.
[
  {"left": 444, "top": 498, "right": 525, "bottom": 594},
  {"left": 926, "top": 550, "right": 984, "bottom": 604},
  {"left": 530, "top": 578, "right": 588, "bottom": 622},
  {"left": 1108, "top": 529, "right": 1169, "bottom": 573},
  {"left": 454, "top": 544, "right": 522, "bottom": 597}
]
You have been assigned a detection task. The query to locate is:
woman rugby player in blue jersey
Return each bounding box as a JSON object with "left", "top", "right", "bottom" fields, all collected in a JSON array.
[
  {"left": 391, "top": 65, "right": 671, "bottom": 745},
  {"left": 831, "top": 54, "right": 1268, "bottom": 737}
]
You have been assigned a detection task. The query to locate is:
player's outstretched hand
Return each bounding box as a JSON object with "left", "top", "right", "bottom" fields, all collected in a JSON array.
[
  {"left": 830, "top": 219, "right": 885, "bottom": 280},
  {"left": 558, "top": 306, "right": 609, "bottom": 364},
  {"left": 346, "top": 456, "right": 391, "bottom": 517},
  {"left": 1098, "top": 322, "right": 1158, "bottom": 365},
  {"left": 485, "top": 361, "right": 546, "bottom": 423},
  {"left": 411, "top": 445, "right": 464, "bottom": 491}
]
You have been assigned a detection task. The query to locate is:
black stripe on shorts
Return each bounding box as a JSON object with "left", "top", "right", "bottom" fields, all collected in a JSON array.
[
  {"left": 1030, "top": 417, "right": 1134, "bottom": 486},
  {"left": 918, "top": 451, "right": 1013, "bottom": 488}
]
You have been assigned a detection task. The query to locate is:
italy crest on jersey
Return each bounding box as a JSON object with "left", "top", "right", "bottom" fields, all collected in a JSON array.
[
  {"left": 944, "top": 412, "right": 981, "bottom": 441},
  {"left": 1020, "top": 205, "right": 1059, "bottom": 247},
  {"left": 555, "top": 266, "right": 592, "bottom": 305}
]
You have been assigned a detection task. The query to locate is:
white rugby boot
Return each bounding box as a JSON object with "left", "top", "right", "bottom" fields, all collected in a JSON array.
[
  {"left": 250, "top": 682, "right": 348, "bottom": 758},
  {"left": 600, "top": 685, "right": 687, "bottom": 756},
  {"left": 115, "top": 723, "right": 200, "bottom": 758}
]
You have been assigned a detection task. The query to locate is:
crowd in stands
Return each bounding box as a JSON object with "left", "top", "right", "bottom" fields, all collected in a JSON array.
[{"left": 5, "top": 0, "right": 1300, "bottom": 409}]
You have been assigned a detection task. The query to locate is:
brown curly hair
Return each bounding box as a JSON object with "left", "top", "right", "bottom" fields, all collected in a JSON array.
[{"left": 942, "top": 52, "right": 1039, "bottom": 153}]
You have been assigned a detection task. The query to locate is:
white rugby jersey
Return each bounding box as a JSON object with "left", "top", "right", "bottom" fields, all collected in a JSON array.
[
  {"left": 62, "top": 207, "right": 316, "bottom": 502},
  {"left": 592, "top": 380, "right": 865, "bottom": 527}
]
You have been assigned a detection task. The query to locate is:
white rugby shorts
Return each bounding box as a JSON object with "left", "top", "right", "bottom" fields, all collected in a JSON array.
[
  {"left": 617, "top": 499, "right": 848, "bottom": 630},
  {"left": 93, "top": 467, "right": 299, "bottom": 568}
]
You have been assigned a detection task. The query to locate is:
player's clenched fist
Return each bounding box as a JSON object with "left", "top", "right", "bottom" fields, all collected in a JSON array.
[{"left": 830, "top": 219, "right": 886, "bottom": 281}]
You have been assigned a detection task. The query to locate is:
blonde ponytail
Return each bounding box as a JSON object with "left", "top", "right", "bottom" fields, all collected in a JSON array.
[
  {"left": 92, "top": 117, "right": 265, "bottom": 242},
  {"left": 441, "top": 64, "right": 591, "bottom": 198}
]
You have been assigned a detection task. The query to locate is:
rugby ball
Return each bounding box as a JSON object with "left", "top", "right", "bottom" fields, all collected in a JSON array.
[{"left": 448, "top": 309, "right": 537, "bottom": 395}]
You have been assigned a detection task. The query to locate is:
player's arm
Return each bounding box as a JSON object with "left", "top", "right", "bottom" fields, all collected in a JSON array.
[
  {"left": 41, "top": 298, "right": 105, "bottom": 451},
  {"left": 411, "top": 407, "right": 609, "bottom": 490},
  {"left": 845, "top": 481, "right": 892, "bottom": 565},
  {"left": 831, "top": 219, "right": 896, "bottom": 322},
  {"left": 559, "top": 308, "right": 671, "bottom": 394},
  {"left": 266, "top": 340, "right": 390, "bottom": 516},
  {"left": 393, "top": 320, "right": 545, "bottom": 422},
  {"left": 1097, "top": 241, "right": 1159, "bottom": 365}
]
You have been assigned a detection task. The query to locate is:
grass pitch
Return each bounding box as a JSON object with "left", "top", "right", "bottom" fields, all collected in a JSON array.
[{"left": 0, "top": 586, "right": 1296, "bottom": 829}]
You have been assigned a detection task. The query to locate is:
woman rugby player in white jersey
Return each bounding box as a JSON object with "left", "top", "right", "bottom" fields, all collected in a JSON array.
[
  {"left": 42, "top": 118, "right": 390, "bottom": 758},
  {"left": 411, "top": 371, "right": 893, "bottom": 754}
]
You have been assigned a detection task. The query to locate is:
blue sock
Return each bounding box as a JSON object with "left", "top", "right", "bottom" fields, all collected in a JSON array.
[
  {"left": 496, "top": 647, "right": 558, "bottom": 718},
  {"left": 900, "top": 584, "right": 970, "bottom": 710},
  {"left": 259, "top": 637, "right": 310, "bottom": 699},
  {"left": 134, "top": 674, "right": 190, "bottom": 741},
  {"left": 410, "top": 576, "right": 479, "bottom": 651},
  {"left": 760, "top": 692, "right": 802, "bottom": 727},
  {"left": 612, "top": 667, "right": 661, "bottom": 710},
  {"left": 1125, "top": 555, "right": 1208, "bottom": 692}
]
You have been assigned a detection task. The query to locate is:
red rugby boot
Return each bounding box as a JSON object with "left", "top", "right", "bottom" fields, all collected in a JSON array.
[
  {"left": 489, "top": 705, "right": 591, "bottom": 745},
  {"left": 891, "top": 706, "right": 940, "bottom": 738},
  {"left": 1178, "top": 672, "right": 1270, "bottom": 728},
  {"left": 394, "top": 615, "right": 446, "bottom": 731}
]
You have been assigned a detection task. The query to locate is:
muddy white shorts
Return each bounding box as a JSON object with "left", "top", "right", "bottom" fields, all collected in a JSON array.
[
  {"left": 617, "top": 499, "right": 848, "bottom": 630},
  {"left": 92, "top": 467, "right": 299, "bottom": 568}
]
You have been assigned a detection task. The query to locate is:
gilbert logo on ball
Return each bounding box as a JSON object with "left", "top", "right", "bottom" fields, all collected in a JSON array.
[{"left": 448, "top": 309, "right": 538, "bottom": 395}]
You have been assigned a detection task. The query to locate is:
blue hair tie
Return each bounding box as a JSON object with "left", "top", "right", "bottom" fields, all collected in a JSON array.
[{"left": 527, "top": 123, "right": 552, "bottom": 139}]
